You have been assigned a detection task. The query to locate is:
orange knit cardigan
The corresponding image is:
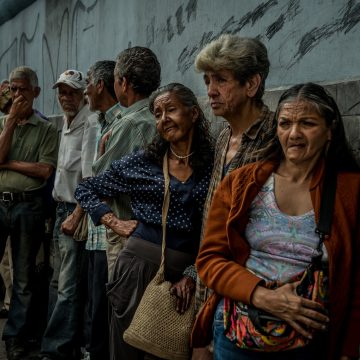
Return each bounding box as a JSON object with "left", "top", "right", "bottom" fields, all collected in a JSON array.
[{"left": 194, "top": 160, "right": 360, "bottom": 359}]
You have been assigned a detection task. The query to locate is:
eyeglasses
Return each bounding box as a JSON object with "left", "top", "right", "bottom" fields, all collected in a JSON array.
[{"left": 10, "top": 86, "right": 31, "bottom": 93}]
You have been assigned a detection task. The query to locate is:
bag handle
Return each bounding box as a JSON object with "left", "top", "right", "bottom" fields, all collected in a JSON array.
[
  {"left": 158, "top": 151, "right": 171, "bottom": 279},
  {"left": 295, "top": 160, "right": 337, "bottom": 297}
]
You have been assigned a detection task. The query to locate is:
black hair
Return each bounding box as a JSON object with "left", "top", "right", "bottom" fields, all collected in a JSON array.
[{"left": 261, "top": 82, "right": 359, "bottom": 171}]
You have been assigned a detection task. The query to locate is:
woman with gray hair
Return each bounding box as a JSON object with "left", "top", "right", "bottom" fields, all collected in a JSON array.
[{"left": 193, "top": 34, "right": 275, "bottom": 358}]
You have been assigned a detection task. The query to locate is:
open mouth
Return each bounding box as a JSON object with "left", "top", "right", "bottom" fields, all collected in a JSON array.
[{"left": 288, "top": 144, "right": 305, "bottom": 149}]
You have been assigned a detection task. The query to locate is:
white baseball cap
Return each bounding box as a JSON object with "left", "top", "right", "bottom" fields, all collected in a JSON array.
[{"left": 52, "top": 69, "right": 86, "bottom": 89}]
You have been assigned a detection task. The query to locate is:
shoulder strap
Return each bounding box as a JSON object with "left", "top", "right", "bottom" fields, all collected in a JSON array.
[
  {"left": 159, "top": 151, "right": 170, "bottom": 278},
  {"left": 316, "top": 161, "right": 337, "bottom": 246}
]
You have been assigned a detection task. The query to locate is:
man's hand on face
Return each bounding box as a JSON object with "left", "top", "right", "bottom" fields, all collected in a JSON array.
[{"left": 7, "top": 95, "right": 31, "bottom": 125}]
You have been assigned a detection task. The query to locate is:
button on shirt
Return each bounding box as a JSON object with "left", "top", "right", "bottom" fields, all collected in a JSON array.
[
  {"left": 52, "top": 105, "right": 98, "bottom": 203},
  {"left": 75, "top": 151, "right": 212, "bottom": 253}
]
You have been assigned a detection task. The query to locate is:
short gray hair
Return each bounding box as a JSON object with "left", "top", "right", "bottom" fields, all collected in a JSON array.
[
  {"left": 88, "top": 60, "right": 116, "bottom": 100},
  {"left": 9, "top": 66, "right": 38, "bottom": 88},
  {"left": 195, "top": 34, "right": 269, "bottom": 101},
  {"left": 114, "top": 47, "right": 161, "bottom": 97}
]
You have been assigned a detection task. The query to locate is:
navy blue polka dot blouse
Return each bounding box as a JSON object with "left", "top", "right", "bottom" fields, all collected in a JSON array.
[{"left": 75, "top": 150, "right": 212, "bottom": 253}]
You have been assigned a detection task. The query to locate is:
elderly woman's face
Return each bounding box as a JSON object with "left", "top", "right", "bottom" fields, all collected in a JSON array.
[
  {"left": 203, "top": 69, "right": 247, "bottom": 120},
  {"left": 153, "top": 91, "right": 198, "bottom": 144},
  {"left": 277, "top": 100, "right": 331, "bottom": 166}
]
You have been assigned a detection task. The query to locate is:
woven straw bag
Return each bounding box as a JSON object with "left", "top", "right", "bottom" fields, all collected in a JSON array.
[{"left": 123, "top": 152, "right": 195, "bottom": 360}]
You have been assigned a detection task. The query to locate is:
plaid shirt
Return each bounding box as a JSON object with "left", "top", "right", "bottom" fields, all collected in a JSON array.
[
  {"left": 91, "top": 98, "right": 157, "bottom": 221},
  {"left": 86, "top": 104, "right": 122, "bottom": 251},
  {"left": 195, "top": 104, "right": 275, "bottom": 310}
]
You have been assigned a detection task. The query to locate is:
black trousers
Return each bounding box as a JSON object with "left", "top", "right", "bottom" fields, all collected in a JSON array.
[{"left": 87, "top": 250, "right": 109, "bottom": 360}]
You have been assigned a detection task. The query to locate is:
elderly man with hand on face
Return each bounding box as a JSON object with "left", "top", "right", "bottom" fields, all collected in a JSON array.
[
  {"left": 0, "top": 66, "right": 58, "bottom": 360},
  {"left": 39, "top": 69, "right": 98, "bottom": 360}
]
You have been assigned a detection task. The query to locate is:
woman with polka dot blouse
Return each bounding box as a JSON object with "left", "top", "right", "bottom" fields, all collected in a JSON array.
[{"left": 75, "top": 83, "right": 214, "bottom": 359}]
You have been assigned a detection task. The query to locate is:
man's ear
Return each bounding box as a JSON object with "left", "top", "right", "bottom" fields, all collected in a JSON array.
[
  {"left": 34, "top": 86, "right": 41, "bottom": 98},
  {"left": 96, "top": 79, "right": 105, "bottom": 94},
  {"left": 246, "top": 74, "right": 261, "bottom": 98},
  {"left": 121, "top": 77, "right": 128, "bottom": 93}
]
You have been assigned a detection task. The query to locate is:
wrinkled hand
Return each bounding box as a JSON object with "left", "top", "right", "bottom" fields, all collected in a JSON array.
[
  {"left": 169, "top": 276, "right": 195, "bottom": 314},
  {"left": 8, "top": 95, "right": 31, "bottom": 121},
  {"left": 98, "top": 130, "right": 112, "bottom": 157},
  {"left": 252, "top": 282, "right": 329, "bottom": 339},
  {"left": 111, "top": 219, "right": 138, "bottom": 237},
  {"left": 61, "top": 213, "right": 80, "bottom": 235}
]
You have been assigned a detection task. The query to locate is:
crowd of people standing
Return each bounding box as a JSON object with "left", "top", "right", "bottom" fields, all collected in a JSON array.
[{"left": 0, "top": 34, "right": 359, "bottom": 360}]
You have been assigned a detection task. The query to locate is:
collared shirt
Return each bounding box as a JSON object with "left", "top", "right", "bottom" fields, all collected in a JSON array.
[
  {"left": 103, "top": 102, "right": 122, "bottom": 135},
  {"left": 52, "top": 105, "right": 98, "bottom": 203},
  {"left": 0, "top": 112, "right": 58, "bottom": 192},
  {"left": 86, "top": 106, "right": 122, "bottom": 251},
  {"left": 91, "top": 98, "right": 157, "bottom": 220},
  {"left": 195, "top": 104, "right": 275, "bottom": 309}
]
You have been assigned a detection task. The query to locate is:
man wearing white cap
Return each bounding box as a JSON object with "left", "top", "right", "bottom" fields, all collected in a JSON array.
[{"left": 39, "top": 69, "right": 98, "bottom": 360}]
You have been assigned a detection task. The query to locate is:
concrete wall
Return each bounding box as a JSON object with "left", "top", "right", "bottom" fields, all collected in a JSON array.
[
  {"left": 1, "top": 0, "right": 360, "bottom": 115},
  {"left": 0, "top": 0, "right": 359, "bottom": 160}
]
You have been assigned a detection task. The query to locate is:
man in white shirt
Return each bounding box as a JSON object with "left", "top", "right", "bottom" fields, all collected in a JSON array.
[{"left": 40, "top": 69, "right": 98, "bottom": 360}]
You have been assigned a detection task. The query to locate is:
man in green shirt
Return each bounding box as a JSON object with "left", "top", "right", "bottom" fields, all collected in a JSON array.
[{"left": 0, "top": 66, "right": 58, "bottom": 360}]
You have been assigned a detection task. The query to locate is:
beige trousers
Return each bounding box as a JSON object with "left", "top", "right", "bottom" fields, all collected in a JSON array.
[{"left": 105, "top": 228, "right": 127, "bottom": 281}]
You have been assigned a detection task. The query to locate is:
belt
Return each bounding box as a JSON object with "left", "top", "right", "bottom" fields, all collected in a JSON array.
[{"left": 0, "top": 191, "right": 41, "bottom": 203}]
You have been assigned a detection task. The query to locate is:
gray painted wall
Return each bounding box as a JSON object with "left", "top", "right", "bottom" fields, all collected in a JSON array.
[{"left": 0, "top": 0, "right": 360, "bottom": 116}]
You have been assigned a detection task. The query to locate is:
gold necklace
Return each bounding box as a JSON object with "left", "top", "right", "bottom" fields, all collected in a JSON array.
[{"left": 169, "top": 146, "right": 194, "bottom": 160}]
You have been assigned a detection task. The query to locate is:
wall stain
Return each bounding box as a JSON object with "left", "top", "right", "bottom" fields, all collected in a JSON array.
[
  {"left": 1, "top": 0, "right": 360, "bottom": 114},
  {"left": 166, "top": 16, "right": 175, "bottom": 42},
  {"left": 176, "top": 5, "right": 186, "bottom": 35},
  {"left": 83, "top": 24, "right": 94, "bottom": 32},
  {"left": 3, "top": 0, "right": 98, "bottom": 113},
  {"left": 146, "top": 0, "right": 198, "bottom": 47},
  {"left": 185, "top": 0, "right": 197, "bottom": 22},
  {"left": 266, "top": 14, "right": 285, "bottom": 40},
  {"left": 0, "top": 39, "right": 17, "bottom": 78},
  {"left": 177, "top": 0, "right": 278, "bottom": 74},
  {"left": 286, "top": 0, "right": 301, "bottom": 20},
  {"left": 146, "top": 16, "right": 155, "bottom": 47},
  {"left": 290, "top": 1, "right": 360, "bottom": 68}
]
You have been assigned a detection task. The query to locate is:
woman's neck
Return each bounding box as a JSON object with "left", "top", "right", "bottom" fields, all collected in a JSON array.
[
  {"left": 276, "top": 157, "right": 321, "bottom": 184},
  {"left": 227, "top": 101, "right": 262, "bottom": 138},
  {"left": 169, "top": 139, "right": 193, "bottom": 156},
  {"left": 168, "top": 140, "right": 193, "bottom": 166}
]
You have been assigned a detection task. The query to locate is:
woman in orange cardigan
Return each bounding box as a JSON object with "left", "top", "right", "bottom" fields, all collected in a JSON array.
[{"left": 194, "top": 83, "right": 359, "bottom": 360}]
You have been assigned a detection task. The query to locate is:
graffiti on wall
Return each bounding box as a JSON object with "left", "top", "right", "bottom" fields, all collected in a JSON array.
[
  {"left": 1, "top": 0, "right": 360, "bottom": 115},
  {"left": 0, "top": 0, "right": 98, "bottom": 114},
  {"left": 146, "top": 0, "right": 360, "bottom": 75}
]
